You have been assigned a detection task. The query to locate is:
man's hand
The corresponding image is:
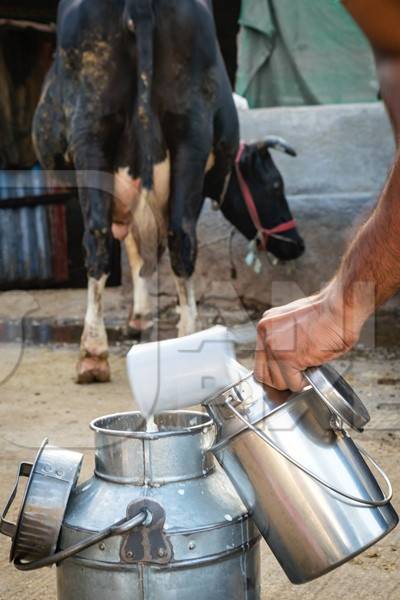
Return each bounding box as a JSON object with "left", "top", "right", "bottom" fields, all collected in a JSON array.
[
  {"left": 255, "top": 149, "right": 400, "bottom": 392},
  {"left": 255, "top": 283, "right": 364, "bottom": 392}
]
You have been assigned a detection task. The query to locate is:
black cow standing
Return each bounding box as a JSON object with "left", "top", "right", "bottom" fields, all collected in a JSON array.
[{"left": 33, "top": 0, "right": 304, "bottom": 384}]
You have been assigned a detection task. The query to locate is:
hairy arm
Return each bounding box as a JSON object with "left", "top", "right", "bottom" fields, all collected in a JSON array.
[
  {"left": 255, "top": 151, "right": 400, "bottom": 391},
  {"left": 338, "top": 155, "right": 400, "bottom": 309}
]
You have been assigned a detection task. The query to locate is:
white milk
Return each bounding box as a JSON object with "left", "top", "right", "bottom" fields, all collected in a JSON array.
[
  {"left": 145, "top": 416, "right": 159, "bottom": 433},
  {"left": 127, "top": 326, "right": 250, "bottom": 416}
]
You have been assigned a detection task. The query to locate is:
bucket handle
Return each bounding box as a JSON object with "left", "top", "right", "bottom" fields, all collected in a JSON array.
[
  {"left": 0, "top": 461, "right": 148, "bottom": 570},
  {"left": 225, "top": 399, "right": 393, "bottom": 507},
  {"left": 13, "top": 511, "right": 148, "bottom": 571},
  {"left": 0, "top": 462, "right": 32, "bottom": 539}
]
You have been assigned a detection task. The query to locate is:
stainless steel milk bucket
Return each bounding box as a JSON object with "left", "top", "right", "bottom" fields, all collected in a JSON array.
[
  {"left": 1, "top": 411, "right": 261, "bottom": 599},
  {"left": 206, "top": 367, "right": 399, "bottom": 584},
  {"left": 57, "top": 411, "right": 261, "bottom": 600}
]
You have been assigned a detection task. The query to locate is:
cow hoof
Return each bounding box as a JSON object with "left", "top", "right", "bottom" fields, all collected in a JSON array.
[
  {"left": 127, "top": 316, "right": 154, "bottom": 339},
  {"left": 76, "top": 356, "right": 111, "bottom": 384}
]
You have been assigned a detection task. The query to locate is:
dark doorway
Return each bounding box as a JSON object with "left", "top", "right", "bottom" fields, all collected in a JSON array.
[{"left": 212, "top": 0, "right": 242, "bottom": 88}]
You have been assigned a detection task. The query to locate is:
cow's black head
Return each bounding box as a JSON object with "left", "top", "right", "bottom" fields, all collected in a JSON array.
[{"left": 220, "top": 137, "right": 305, "bottom": 261}]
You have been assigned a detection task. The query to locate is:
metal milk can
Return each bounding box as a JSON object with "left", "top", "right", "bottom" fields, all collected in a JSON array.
[
  {"left": 206, "top": 364, "right": 399, "bottom": 584},
  {"left": 0, "top": 411, "right": 261, "bottom": 600}
]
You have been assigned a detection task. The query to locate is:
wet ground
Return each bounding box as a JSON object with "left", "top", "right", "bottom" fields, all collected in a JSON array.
[{"left": 0, "top": 345, "right": 399, "bottom": 599}]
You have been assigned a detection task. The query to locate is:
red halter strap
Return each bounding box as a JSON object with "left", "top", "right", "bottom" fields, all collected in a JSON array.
[{"left": 235, "top": 142, "right": 297, "bottom": 251}]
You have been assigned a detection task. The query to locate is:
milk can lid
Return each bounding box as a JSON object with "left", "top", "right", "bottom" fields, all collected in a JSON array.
[
  {"left": 304, "top": 364, "right": 370, "bottom": 432},
  {"left": 8, "top": 440, "right": 83, "bottom": 563}
]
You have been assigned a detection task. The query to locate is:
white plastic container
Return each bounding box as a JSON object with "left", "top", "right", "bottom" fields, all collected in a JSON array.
[{"left": 127, "top": 326, "right": 249, "bottom": 416}]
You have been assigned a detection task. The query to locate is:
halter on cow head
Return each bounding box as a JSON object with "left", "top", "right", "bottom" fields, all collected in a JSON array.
[{"left": 220, "top": 136, "right": 305, "bottom": 261}]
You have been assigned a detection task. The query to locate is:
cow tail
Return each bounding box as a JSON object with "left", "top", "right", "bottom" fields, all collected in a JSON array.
[{"left": 135, "top": 1, "right": 154, "bottom": 190}]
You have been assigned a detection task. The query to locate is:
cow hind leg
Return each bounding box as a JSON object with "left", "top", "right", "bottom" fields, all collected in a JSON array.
[
  {"left": 125, "top": 232, "right": 153, "bottom": 336},
  {"left": 69, "top": 113, "right": 115, "bottom": 383},
  {"left": 77, "top": 274, "right": 111, "bottom": 384},
  {"left": 175, "top": 277, "right": 198, "bottom": 337},
  {"left": 166, "top": 108, "right": 214, "bottom": 337},
  {"left": 32, "top": 69, "right": 68, "bottom": 173}
]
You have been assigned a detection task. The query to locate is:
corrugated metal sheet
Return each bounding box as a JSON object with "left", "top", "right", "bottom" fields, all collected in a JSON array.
[
  {"left": 0, "top": 166, "right": 69, "bottom": 286},
  {"left": 0, "top": 166, "right": 63, "bottom": 202}
]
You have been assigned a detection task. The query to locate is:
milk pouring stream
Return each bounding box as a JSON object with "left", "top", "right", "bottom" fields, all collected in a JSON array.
[{"left": 127, "top": 325, "right": 249, "bottom": 416}]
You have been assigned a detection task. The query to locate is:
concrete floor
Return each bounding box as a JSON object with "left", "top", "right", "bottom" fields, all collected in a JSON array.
[{"left": 0, "top": 345, "right": 399, "bottom": 599}]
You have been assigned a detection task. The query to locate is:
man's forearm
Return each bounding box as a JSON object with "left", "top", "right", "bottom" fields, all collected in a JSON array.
[
  {"left": 331, "top": 151, "right": 400, "bottom": 326},
  {"left": 255, "top": 151, "right": 400, "bottom": 392}
]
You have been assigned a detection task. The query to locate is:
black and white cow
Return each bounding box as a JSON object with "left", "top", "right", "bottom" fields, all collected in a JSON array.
[{"left": 33, "top": 0, "right": 303, "bottom": 384}]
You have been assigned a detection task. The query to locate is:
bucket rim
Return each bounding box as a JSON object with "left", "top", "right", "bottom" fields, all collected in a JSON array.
[{"left": 90, "top": 410, "right": 214, "bottom": 439}]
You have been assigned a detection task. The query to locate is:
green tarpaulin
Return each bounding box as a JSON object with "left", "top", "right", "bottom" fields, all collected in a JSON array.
[{"left": 236, "top": 0, "right": 378, "bottom": 108}]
